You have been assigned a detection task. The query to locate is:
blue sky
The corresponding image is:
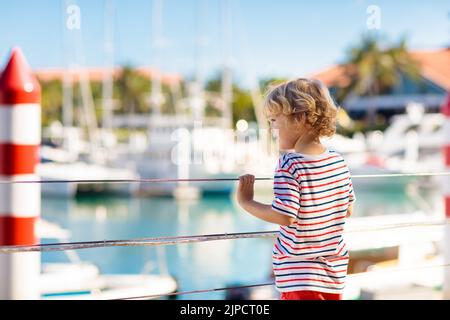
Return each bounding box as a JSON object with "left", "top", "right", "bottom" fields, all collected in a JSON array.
[{"left": 0, "top": 0, "right": 449, "bottom": 88}]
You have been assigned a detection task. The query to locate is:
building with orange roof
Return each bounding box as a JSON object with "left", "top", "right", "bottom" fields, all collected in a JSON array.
[{"left": 310, "top": 47, "right": 450, "bottom": 119}]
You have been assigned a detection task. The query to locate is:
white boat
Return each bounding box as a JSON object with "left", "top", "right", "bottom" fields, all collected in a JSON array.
[
  {"left": 110, "top": 115, "right": 246, "bottom": 198},
  {"left": 39, "top": 125, "right": 139, "bottom": 198},
  {"left": 370, "top": 105, "right": 444, "bottom": 176},
  {"left": 344, "top": 212, "right": 445, "bottom": 299},
  {"left": 37, "top": 160, "right": 139, "bottom": 198},
  {"left": 37, "top": 219, "right": 178, "bottom": 300},
  {"left": 323, "top": 105, "right": 444, "bottom": 191},
  {"left": 41, "top": 264, "right": 178, "bottom": 300},
  {"left": 321, "top": 133, "right": 415, "bottom": 189}
]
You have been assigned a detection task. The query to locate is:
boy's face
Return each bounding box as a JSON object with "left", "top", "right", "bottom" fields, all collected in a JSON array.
[{"left": 267, "top": 113, "right": 302, "bottom": 150}]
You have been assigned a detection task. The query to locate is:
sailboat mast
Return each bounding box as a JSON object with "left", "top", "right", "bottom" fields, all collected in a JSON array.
[
  {"left": 220, "top": 0, "right": 233, "bottom": 129},
  {"left": 150, "top": 0, "right": 164, "bottom": 116},
  {"left": 102, "top": 0, "right": 114, "bottom": 131},
  {"left": 191, "top": 0, "right": 207, "bottom": 120},
  {"left": 62, "top": 0, "right": 73, "bottom": 128}
]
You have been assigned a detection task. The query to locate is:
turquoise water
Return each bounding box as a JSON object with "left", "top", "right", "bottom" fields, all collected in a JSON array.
[{"left": 40, "top": 180, "right": 442, "bottom": 299}]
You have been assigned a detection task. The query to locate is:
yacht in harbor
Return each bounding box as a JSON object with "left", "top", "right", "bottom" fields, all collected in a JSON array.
[
  {"left": 355, "top": 105, "right": 444, "bottom": 190},
  {"left": 38, "top": 124, "right": 139, "bottom": 198}
]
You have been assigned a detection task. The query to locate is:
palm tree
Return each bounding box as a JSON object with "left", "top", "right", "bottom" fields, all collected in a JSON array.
[
  {"left": 115, "top": 66, "right": 150, "bottom": 115},
  {"left": 338, "top": 35, "right": 421, "bottom": 126},
  {"left": 40, "top": 79, "right": 63, "bottom": 127},
  {"left": 204, "top": 75, "right": 256, "bottom": 125}
]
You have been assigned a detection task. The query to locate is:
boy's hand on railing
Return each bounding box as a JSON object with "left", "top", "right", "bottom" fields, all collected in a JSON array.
[{"left": 237, "top": 174, "right": 255, "bottom": 205}]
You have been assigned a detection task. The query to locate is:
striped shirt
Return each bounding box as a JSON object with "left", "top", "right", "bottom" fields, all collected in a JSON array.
[{"left": 271, "top": 148, "right": 356, "bottom": 294}]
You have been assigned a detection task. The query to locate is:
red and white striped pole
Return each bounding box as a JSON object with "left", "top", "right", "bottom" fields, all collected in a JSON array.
[
  {"left": 442, "top": 92, "right": 450, "bottom": 300},
  {"left": 0, "top": 47, "right": 41, "bottom": 299}
]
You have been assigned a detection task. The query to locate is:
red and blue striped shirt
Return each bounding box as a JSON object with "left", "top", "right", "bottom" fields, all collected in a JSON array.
[{"left": 271, "top": 149, "right": 355, "bottom": 294}]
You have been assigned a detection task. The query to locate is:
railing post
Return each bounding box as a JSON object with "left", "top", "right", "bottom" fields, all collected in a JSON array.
[
  {"left": 442, "top": 92, "right": 450, "bottom": 300},
  {"left": 0, "top": 47, "right": 41, "bottom": 299}
]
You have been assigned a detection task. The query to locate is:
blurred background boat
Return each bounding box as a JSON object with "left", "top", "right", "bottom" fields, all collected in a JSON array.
[{"left": 37, "top": 219, "right": 178, "bottom": 299}]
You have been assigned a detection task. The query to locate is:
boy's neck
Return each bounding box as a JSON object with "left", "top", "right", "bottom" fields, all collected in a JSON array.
[{"left": 293, "top": 136, "right": 325, "bottom": 155}]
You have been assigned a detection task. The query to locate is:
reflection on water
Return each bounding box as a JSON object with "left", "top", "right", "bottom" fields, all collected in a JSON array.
[{"left": 41, "top": 179, "right": 443, "bottom": 299}]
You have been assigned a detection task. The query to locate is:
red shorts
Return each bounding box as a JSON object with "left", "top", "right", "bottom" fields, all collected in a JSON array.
[{"left": 280, "top": 290, "right": 342, "bottom": 300}]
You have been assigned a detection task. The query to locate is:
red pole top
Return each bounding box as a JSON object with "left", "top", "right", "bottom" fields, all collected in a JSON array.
[
  {"left": 0, "top": 47, "right": 40, "bottom": 105},
  {"left": 442, "top": 92, "right": 450, "bottom": 117}
]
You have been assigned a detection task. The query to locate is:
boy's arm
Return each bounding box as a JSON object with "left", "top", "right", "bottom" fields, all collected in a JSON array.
[
  {"left": 240, "top": 199, "right": 295, "bottom": 226},
  {"left": 346, "top": 204, "right": 353, "bottom": 218}
]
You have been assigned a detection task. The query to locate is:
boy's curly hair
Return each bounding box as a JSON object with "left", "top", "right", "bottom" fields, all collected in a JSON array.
[{"left": 263, "top": 78, "right": 338, "bottom": 138}]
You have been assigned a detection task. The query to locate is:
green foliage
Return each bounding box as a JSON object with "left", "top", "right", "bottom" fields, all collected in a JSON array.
[
  {"left": 259, "top": 77, "right": 288, "bottom": 94},
  {"left": 114, "top": 66, "right": 150, "bottom": 114},
  {"left": 337, "top": 33, "right": 421, "bottom": 103},
  {"left": 40, "top": 79, "right": 62, "bottom": 127},
  {"left": 204, "top": 74, "right": 256, "bottom": 124},
  {"left": 38, "top": 66, "right": 179, "bottom": 126},
  {"left": 39, "top": 70, "right": 296, "bottom": 131}
]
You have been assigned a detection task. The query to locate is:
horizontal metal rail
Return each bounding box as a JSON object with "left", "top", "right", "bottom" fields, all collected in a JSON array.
[
  {"left": 1, "top": 219, "right": 448, "bottom": 254},
  {"left": 0, "top": 171, "right": 449, "bottom": 184}
]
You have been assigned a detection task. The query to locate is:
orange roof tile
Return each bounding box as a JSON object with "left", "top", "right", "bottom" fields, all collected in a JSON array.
[
  {"left": 310, "top": 47, "right": 450, "bottom": 91},
  {"left": 310, "top": 64, "right": 353, "bottom": 88},
  {"left": 410, "top": 48, "right": 450, "bottom": 91},
  {"left": 33, "top": 67, "right": 182, "bottom": 85}
]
